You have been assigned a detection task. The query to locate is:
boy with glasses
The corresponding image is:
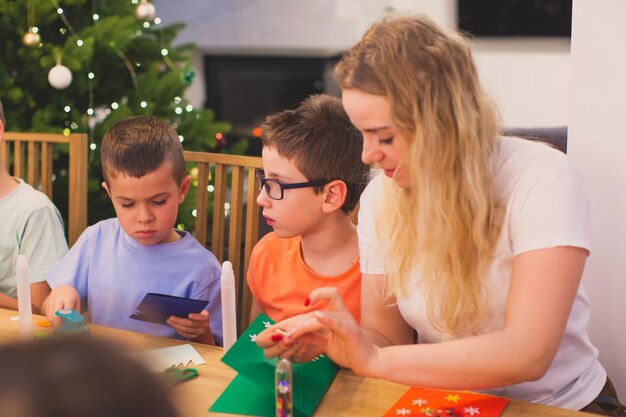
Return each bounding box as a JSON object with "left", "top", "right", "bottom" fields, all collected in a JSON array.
[{"left": 247, "top": 94, "right": 370, "bottom": 324}]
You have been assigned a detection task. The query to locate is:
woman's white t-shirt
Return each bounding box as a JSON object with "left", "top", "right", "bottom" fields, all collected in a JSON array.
[{"left": 357, "top": 136, "right": 606, "bottom": 409}]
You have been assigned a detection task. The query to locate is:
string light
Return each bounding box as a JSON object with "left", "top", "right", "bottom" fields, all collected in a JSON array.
[
  {"left": 140, "top": 101, "right": 148, "bottom": 108},
  {"left": 111, "top": 102, "right": 119, "bottom": 110},
  {"left": 186, "top": 104, "right": 193, "bottom": 112},
  {"left": 64, "top": 106, "right": 71, "bottom": 112}
]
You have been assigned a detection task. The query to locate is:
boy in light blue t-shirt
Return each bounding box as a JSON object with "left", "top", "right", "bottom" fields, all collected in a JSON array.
[{"left": 42, "top": 116, "right": 222, "bottom": 345}]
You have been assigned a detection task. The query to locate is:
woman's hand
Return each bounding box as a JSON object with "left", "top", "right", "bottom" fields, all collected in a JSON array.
[{"left": 256, "top": 287, "right": 380, "bottom": 376}]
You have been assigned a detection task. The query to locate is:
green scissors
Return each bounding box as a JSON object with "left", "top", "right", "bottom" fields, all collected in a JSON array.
[{"left": 163, "top": 367, "right": 199, "bottom": 385}]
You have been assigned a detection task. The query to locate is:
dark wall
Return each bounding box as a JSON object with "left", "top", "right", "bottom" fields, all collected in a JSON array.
[
  {"left": 458, "top": 0, "right": 572, "bottom": 37},
  {"left": 203, "top": 55, "right": 339, "bottom": 155}
]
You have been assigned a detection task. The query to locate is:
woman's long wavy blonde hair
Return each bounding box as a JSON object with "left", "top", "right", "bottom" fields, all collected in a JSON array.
[{"left": 335, "top": 16, "right": 502, "bottom": 337}]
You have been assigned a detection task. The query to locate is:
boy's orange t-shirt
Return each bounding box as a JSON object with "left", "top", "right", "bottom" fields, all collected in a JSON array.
[{"left": 246, "top": 232, "right": 361, "bottom": 323}]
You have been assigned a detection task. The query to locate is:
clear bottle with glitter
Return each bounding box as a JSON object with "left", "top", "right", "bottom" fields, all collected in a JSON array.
[{"left": 275, "top": 358, "right": 293, "bottom": 417}]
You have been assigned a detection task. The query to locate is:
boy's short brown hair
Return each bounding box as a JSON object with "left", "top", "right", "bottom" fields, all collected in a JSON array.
[
  {"left": 101, "top": 116, "right": 186, "bottom": 185},
  {"left": 0, "top": 99, "right": 5, "bottom": 127},
  {"left": 261, "top": 94, "right": 369, "bottom": 214}
]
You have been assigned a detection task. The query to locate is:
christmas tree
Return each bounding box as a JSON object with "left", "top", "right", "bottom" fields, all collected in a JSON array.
[{"left": 0, "top": 0, "right": 239, "bottom": 230}]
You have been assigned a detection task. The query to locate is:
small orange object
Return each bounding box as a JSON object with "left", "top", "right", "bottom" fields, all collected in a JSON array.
[{"left": 37, "top": 319, "right": 52, "bottom": 327}]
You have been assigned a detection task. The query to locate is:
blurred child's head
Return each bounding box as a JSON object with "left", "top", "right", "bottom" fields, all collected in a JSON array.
[
  {"left": 257, "top": 94, "right": 369, "bottom": 237},
  {"left": 0, "top": 335, "right": 180, "bottom": 417},
  {"left": 100, "top": 116, "right": 190, "bottom": 245}
]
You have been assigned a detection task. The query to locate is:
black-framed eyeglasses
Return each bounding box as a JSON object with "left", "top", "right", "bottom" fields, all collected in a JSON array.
[{"left": 255, "top": 169, "right": 328, "bottom": 200}]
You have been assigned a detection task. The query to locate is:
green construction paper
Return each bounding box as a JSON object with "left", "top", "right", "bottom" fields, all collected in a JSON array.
[
  {"left": 209, "top": 314, "right": 339, "bottom": 417},
  {"left": 209, "top": 374, "right": 276, "bottom": 417}
]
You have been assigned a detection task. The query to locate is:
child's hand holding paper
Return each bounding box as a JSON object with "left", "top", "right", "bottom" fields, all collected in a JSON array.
[
  {"left": 130, "top": 292, "right": 213, "bottom": 344},
  {"left": 167, "top": 310, "right": 214, "bottom": 344}
]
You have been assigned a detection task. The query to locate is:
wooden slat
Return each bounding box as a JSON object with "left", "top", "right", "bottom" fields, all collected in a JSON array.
[
  {"left": 227, "top": 166, "right": 244, "bottom": 283},
  {"left": 27, "top": 141, "right": 38, "bottom": 187},
  {"left": 240, "top": 167, "right": 260, "bottom": 330},
  {"left": 0, "top": 140, "right": 7, "bottom": 167},
  {"left": 40, "top": 143, "right": 53, "bottom": 199},
  {"left": 3, "top": 132, "right": 74, "bottom": 144},
  {"left": 13, "top": 141, "right": 23, "bottom": 178},
  {"left": 183, "top": 151, "right": 262, "bottom": 169},
  {"left": 67, "top": 133, "right": 88, "bottom": 246},
  {"left": 194, "top": 163, "right": 209, "bottom": 247},
  {"left": 211, "top": 164, "right": 227, "bottom": 262}
]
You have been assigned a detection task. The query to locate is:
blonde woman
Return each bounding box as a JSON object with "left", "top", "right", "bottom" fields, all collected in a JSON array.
[{"left": 256, "top": 15, "right": 624, "bottom": 415}]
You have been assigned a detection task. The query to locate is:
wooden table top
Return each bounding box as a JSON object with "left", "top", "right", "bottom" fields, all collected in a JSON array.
[{"left": 0, "top": 308, "right": 587, "bottom": 417}]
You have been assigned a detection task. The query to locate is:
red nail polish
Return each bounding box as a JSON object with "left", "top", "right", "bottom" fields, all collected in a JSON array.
[
  {"left": 304, "top": 298, "right": 310, "bottom": 306},
  {"left": 271, "top": 334, "right": 283, "bottom": 342}
]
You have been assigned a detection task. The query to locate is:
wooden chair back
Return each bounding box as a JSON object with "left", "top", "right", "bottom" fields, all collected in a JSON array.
[
  {"left": 1, "top": 132, "right": 88, "bottom": 246},
  {"left": 183, "top": 151, "right": 263, "bottom": 333}
]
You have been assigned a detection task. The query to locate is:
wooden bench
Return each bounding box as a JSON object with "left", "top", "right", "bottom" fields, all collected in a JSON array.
[
  {"left": 183, "top": 151, "right": 263, "bottom": 332},
  {"left": 1, "top": 132, "right": 88, "bottom": 246}
]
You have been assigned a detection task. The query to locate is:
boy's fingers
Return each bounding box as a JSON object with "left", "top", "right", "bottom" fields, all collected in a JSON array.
[
  {"left": 73, "top": 298, "right": 81, "bottom": 315},
  {"left": 187, "top": 310, "right": 209, "bottom": 321}
]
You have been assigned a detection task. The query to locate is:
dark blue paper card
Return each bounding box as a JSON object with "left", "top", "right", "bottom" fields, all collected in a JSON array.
[{"left": 130, "top": 292, "right": 209, "bottom": 324}]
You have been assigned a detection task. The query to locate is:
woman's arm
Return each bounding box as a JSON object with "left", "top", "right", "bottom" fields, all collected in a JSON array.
[
  {"left": 361, "top": 246, "right": 587, "bottom": 389},
  {"left": 360, "top": 273, "right": 414, "bottom": 346}
]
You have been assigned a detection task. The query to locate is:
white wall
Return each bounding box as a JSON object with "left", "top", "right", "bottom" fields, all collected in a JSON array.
[
  {"left": 154, "top": 0, "right": 569, "bottom": 128},
  {"left": 568, "top": 0, "right": 626, "bottom": 402}
]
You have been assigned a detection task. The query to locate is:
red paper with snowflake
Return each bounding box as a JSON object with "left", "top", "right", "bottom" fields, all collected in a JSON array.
[{"left": 383, "top": 387, "right": 509, "bottom": 417}]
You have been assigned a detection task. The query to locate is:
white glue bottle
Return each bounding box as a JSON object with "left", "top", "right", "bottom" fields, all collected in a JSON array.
[
  {"left": 15, "top": 255, "right": 33, "bottom": 339},
  {"left": 221, "top": 261, "right": 237, "bottom": 352}
]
